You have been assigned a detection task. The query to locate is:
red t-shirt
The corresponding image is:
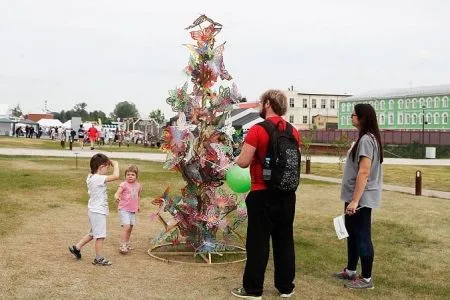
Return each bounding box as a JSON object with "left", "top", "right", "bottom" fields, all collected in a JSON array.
[
  {"left": 87, "top": 127, "right": 98, "bottom": 139},
  {"left": 244, "top": 116, "right": 301, "bottom": 191}
]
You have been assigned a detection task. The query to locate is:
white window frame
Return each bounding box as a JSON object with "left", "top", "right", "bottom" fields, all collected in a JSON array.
[
  {"left": 434, "top": 113, "right": 440, "bottom": 124},
  {"left": 418, "top": 113, "right": 423, "bottom": 124},
  {"left": 312, "top": 99, "right": 317, "bottom": 108},
  {"left": 443, "top": 96, "right": 449, "bottom": 108},
  {"left": 427, "top": 97, "right": 432, "bottom": 108},
  {"left": 303, "top": 116, "right": 308, "bottom": 124},
  {"left": 412, "top": 114, "right": 417, "bottom": 124},
  {"left": 380, "top": 100, "right": 385, "bottom": 110},
  {"left": 303, "top": 99, "right": 308, "bottom": 108},
  {"left": 405, "top": 99, "right": 411, "bottom": 109},
  {"left": 398, "top": 99, "right": 404, "bottom": 109},
  {"left": 405, "top": 114, "right": 410, "bottom": 124},
  {"left": 374, "top": 101, "right": 379, "bottom": 110},
  {"left": 321, "top": 99, "right": 326, "bottom": 108},
  {"left": 347, "top": 103, "right": 351, "bottom": 111},
  {"left": 434, "top": 97, "right": 440, "bottom": 109},
  {"left": 412, "top": 98, "right": 417, "bottom": 109},
  {"left": 426, "top": 113, "right": 432, "bottom": 124},
  {"left": 289, "top": 98, "right": 294, "bottom": 108},
  {"left": 398, "top": 113, "right": 404, "bottom": 125},
  {"left": 443, "top": 113, "right": 448, "bottom": 124},
  {"left": 388, "top": 113, "right": 394, "bottom": 125},
  {"left": 389, "top": 100, "right": 394, "bottom": 109},
  {"left": 419, "top": 98, "right": 425, "bottom": 108},
  {"left": 379, "top": 114, "right": 385, "bottom": 125},
  {"left": 330, "top": 99, "right": 335, "bottom": 109}
]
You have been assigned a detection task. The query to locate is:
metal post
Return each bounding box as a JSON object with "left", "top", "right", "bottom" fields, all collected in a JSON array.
[
  {"left": 415, "top": 170, "right": 422, "bottom": 196},
  {"left": 306, "top": 158, "right": 311, "bottom": 174},
  {"left": 74, "top": 152, "right": 79, "bottom": 169}
]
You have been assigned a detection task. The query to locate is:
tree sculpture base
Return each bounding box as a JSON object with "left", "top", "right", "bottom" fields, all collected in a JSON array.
[{"left": 148, "top": 243, "right": 246, "bottom": 265}]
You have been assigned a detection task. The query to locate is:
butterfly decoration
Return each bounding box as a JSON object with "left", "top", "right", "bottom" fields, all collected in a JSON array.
[
  {"left": 189, "top": 24, "right": 218, "bottom": 47},
  {"left": 185, "top": 14, "right": 222, "bottom": 32},
  {"left": 166, "top": 82, "right": 192, "bottom": 112}
]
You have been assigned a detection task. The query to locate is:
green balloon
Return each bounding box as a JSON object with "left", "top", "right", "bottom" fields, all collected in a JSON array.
[{"left": 226, "top": 166, "right": 251, "bottom": 193}]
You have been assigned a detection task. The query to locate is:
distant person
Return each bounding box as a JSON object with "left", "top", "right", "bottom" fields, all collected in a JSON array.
[
  {"left": 29, "top": 127, "right": 35, "bottom": 138},
  {"left": 334, "top": 103, "right": 383, "bottom": 289},
  {"left": 77, "top": 125, "right": 85, "bottom": 149},
  {"left": 70, "top": 128, "right": 77, "bottom": 142},
  {"left": 69, "top": 154, "right": 120, "bottom": 265},
  {"left": 114, "top": 165, "right": 142, "bottom": 254},
  {"left": 87, "top": 124, "right": 98, "bottom": 150},
  {"left": 15, "top": 127, "right": 22, "bottom": 138}
]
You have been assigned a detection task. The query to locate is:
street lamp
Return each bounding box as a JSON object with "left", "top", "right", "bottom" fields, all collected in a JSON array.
[{"left": 421, "top": 106, "right": 427, "bottom": 158}]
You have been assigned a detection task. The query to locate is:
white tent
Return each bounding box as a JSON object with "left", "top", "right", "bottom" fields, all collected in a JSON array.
[
  {"left": 62, "top": 120, "right": 72, "bottom": 128},
  {"left": 38, "top": 118, "right": 63, "bottom": 127}
]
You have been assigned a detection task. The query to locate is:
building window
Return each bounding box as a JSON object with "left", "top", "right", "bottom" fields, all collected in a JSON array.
[
  {"left": 412, "top": 114, "right": 417, "bottom": 124},
  {"left": 443, "top": 96, "right": 448, "bottom": 108},
  {"left": 340, "top": 116, "right": 345, "bottom": 125},
  {"left": 389, "top": 100, "right": 394, "bottom": 109},
  {"left": 418, "top": 113, "right": 423, "bottom": 124},
  {"left": 303, "top": 116, "right": 308, "bottom": 124},
  {"left": 434, "top": 97, "right": 440, "bottom": 108},
  {"left": 321, "top": 99, "right": 326, "bottom": 108},
  {"left": 419, "top": 98, "right": 425, "bottom": 108},
  {"left": 289, "top": 115, "right": 294, "bottom": 123},
  {"left": 380, "top": 100, "right": 385, "bottom": 110},
  {"left": 398, "top": 113, "right": 403, "bottom": 124},
  {"left": 405, "top": 114, "right": 410, "bottom": 124},
  {"left": 330, "top": 99, "right": 335, "bottom": 109},
  {"left": 412, "top": 98, "right": 417, "bottom": 109},
  {"left": 434, "top": 113, "right": 440, "bottom": 124},
  {"left": 303, "top": 99, "right": 308, "bottom": 108},
  {"left": 398, "top": 99, "right": 404, "bottom": 109},
  {"left": 426, "top": 113, "right": 432, "bottom": 124},
  {"left": 388, "top": 113, "right": 394, "bottom": 125},
  {"left": 379, "top": 114, "right": 385, "bottom": 124},
  {"left": 312, "top": 99, "right": 317, "bottom": 108},
  {"left": 427, "top": 97, "right": 432, "bottom": 108},
  {"left": 405, "top": 99, "right": 410, "bottom": 109},
  {"left": 289, "top": 98, "right": 294, "bottom": 108},
  {"left": 347, "top": 103, "right": 351, "bottom": 111},
  {"left": 374, "top": 101, "right": 379, "bottom": 110},
  {"left": 443, "top": 113, "right": 448, "bottom": 124},
  {"left": 341, "top": 102, "right": 345, "bottom": 112}
]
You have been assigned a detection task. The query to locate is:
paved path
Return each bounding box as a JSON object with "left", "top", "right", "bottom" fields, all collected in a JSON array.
[
  {"left": 1, "top": 147, "right": 449, "bottom": 199},
  {"left": 302, "top": 174, "right": 450, "bottom": 200},
  {"left": 1, "top": 147, "right": 450, "bottom": 165}
]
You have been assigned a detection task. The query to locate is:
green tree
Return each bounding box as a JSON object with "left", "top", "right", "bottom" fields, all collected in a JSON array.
[
  {"left": 112, "top": 101, "right": 139, "bottom": 120},
  {"left": 149, "top": 109, "right": 165, "bottom": 125},
  {"left": 11, "top": 104, "right": 23, "bottom": 118},
  {"left": 333, "top": 133, "right": 352, "bottom": 170}
]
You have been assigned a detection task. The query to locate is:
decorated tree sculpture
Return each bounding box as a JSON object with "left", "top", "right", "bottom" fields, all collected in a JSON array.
[{"left": 150, "top": 15, "right": 247, "bottom": 260}]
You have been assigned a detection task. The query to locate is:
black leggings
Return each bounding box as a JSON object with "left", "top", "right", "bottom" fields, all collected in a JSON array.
[{"left": 344, "top": 203, "right": 374, "bottom": 278}]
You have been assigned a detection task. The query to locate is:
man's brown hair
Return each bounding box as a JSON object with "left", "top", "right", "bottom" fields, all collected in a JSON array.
[{"left": 260, "top": 89, "right": 288, "bottom": 116}]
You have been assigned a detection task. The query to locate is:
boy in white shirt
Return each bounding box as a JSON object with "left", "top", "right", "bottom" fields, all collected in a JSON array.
[{"left": 69, "top": 153, "right": 120, "bottom": 265}]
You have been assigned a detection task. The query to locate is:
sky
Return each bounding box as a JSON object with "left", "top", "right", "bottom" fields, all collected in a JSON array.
[{"left": 1, "top": 0, "right": 450, "bottom": 119}]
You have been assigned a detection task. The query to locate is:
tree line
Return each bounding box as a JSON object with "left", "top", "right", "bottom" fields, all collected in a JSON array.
[{"left": 12, "top": 101, "right": 166, "bottom": 125}]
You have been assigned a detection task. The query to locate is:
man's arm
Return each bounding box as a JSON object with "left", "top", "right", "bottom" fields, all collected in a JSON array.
[{"left": 236, "top": 143, "right": 257, "bottom": 168}]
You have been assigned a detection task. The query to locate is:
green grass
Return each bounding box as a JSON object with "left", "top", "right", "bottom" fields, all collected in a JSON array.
[
  {"left": 0, "top": 136, "right": 163, "bottom": 153},
  {"left": 1, "top": 156, "right": 449, "bottom": 299},
  {"left": 302, "top": 162, "right": 450, "bottom": 192}
]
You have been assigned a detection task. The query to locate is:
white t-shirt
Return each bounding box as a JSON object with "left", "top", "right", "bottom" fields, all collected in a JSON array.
[{"left": 87, "top": 174, "right": 109, "bottom": 215}]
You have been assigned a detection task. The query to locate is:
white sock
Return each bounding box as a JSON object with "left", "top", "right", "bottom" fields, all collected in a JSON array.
[
  {"left": 346, "top": 269, "right": 357, "bottom": 275},
  {"left": 363, "top": 277, "right": 371, "bottom": 282}
]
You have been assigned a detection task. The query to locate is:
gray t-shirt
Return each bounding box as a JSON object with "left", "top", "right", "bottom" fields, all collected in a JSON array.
[{"left": 340, "top": 134, "right": 383, "bottom": 208}]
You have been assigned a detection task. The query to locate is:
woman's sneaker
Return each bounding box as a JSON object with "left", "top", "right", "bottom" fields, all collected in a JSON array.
[
  {"left": 231, "top": 287, "right": 262, "bottom": 299},
  {"left": 280, "top": 290, "right": 295, "bottom": 298},
  {"left": 345, "top": 276, "right": 374, "bottom": 289},
  {"left": 69, "top": 245, "right": 81, "bottom": 259},
  {"left": 92, "top": 257, "right": 112, "bottom": 266},
  {"left": 333, "top": 268, "right": 357, "bottom": 280}
]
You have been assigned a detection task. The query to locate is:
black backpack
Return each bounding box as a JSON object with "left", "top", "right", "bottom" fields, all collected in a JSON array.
[{"left": 258, "top": 120, "right": 301, "bottom": 192}]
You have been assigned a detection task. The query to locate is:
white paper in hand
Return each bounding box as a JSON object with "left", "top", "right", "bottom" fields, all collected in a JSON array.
[{"left": 333, "top": 215, "right": 349, "bottom": 240}]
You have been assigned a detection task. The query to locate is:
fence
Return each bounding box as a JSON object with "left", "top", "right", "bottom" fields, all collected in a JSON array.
[{"left": 299, "top": 129, "right": 450, "bottom": 146}]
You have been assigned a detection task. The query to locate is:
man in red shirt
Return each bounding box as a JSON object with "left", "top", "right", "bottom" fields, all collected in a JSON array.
[
  {"left": 87, "top": 124, "right": 98, "bottom": 150},
  {"left": 232, "top": 90, "right": 300, "bottom": 299}
]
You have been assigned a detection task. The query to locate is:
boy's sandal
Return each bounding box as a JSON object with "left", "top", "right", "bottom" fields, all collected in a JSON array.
[{"left": 119, "top": 244, "right": 128, "bottom": 254}]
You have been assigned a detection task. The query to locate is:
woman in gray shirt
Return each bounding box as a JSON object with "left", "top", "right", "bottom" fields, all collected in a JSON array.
[{"left": 334, "top": 103, "right": 383, "bottom": 289}]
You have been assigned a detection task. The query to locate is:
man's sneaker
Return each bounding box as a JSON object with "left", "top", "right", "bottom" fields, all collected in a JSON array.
[
  {"left": 280, "top": 290, "right": 295, "bottom": 298},
  {"left": 345, "top": 276, "right": 374, "bottom": 289},
  {"left": 92, "top": 257, "right": 112, "bottom": 266},
  {"left": 69, "top": 245, "right": 81, "bottom": 259},
  {"left": 231, "top": 287, "right": 262, "bottom": 299},
  {"left": 333, "top": 268, "right": 357, "bottom": 280}
]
